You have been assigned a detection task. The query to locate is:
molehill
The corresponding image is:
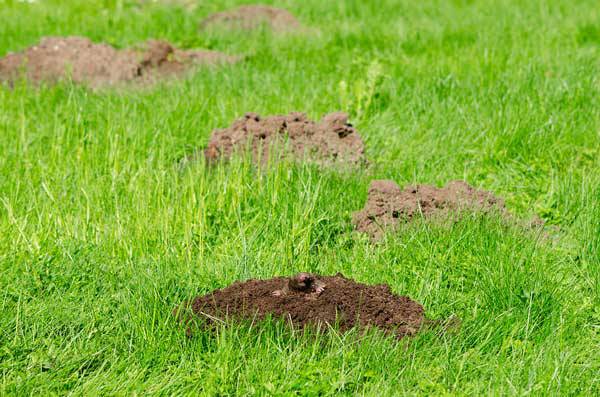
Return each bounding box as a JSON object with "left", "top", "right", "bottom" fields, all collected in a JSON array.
[
  {"left": 0, "top": 36, "right": 238, "bottom": 88},
  {"left": 176, "top": 273, "right": 425, "bottom": 339},
  {"left": 353, "top": 179, "right": 506, "bottom": 240},
  {"left": 201, "top": 111, "right": 366, "bottom": 166},
  {"left": 199, "top": 4, "right": 301, "bottom": 33}
]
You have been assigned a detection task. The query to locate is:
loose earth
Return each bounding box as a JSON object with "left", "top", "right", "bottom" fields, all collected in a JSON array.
[
  {"left": 353, "top": 179, "right": 506, "bottom": 240},
  {"left": 199, "top": 5, "right": 301, "bottom": 32},
  {"left": 0, "top": 36, "right": 238, "bottom": 88},
  {"left": 177, "top": 273, "right": 425, "bottom": 339},
  {"left": 202, "top": 111, "right": 365, "bottom": 166}
]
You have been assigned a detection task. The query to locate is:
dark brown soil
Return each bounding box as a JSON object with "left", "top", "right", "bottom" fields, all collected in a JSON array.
[
  {"left": 199, "top": 4, "right": 301, "bottom": 32},
  {"left": 353, "top": 180, "right": 506, "bottom": 240},
  {"left": 177, "top": 273, "right": 425, "bottom": 339},
  {"left": 202, "top": 112, "right": 365, "bottom": 166},
  {"left": 0, "top": 36, "right": 238, "bottom": 88}
]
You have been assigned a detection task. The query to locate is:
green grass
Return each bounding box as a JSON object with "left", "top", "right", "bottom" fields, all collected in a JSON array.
[{"left": 1, "top": 0, "right": 599, "bottom": 394}]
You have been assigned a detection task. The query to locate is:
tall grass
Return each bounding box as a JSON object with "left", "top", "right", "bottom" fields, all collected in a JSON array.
[{"left": 1, "top": 0, "right": 599, "bottom": 394}]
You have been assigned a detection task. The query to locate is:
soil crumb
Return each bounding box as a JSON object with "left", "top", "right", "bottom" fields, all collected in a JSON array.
[
  {"left": 177, "top": 273, "right": 425, "bottom": 339},
  {"left": 202, "top": 111, "right": 365, "bottom": 166},
  {"left": 199, "top": 4, "right": 301, "bottom": 32},
  {"left": 0, "top": 36, "right": 238, "bottom": 88},
  {"left": 353, "top": 180, "right": 505, "bottom": 240}
]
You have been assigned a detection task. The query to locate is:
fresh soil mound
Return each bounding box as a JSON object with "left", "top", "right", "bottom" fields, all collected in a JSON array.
[
  {"left": 199, "top": 4, "right": 301, "bottom": 32},
  {"left": 177, "top": 273, "right": 425, "bottom": 339},
  {"left": 353, "top": 180, "right": 505, "bottom": 240},
  {"left": 202, "top": 112, "right": 365, "bottom": 166},
  {"left": 0, "top": 36, "right": 238, "bottom": 88}
]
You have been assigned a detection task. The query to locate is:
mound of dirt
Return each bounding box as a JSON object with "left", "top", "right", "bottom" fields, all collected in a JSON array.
[
  {"left": 177, "top": 273, "right": 425, "bottom": 339},
  {"left": 353, "top": 180, "right": 506, "bottom": 240},
  {"left": 0, "top": 36, "right": 238, "bottom": 88},
  {"left": 199, "top": 4, "right": 301, "bottom": 32},
  {"left": 202, "top": 112, "right": 365, "bottom": 166}
]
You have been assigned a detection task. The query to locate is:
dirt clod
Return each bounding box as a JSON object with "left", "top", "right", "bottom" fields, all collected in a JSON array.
[
  {"left": 353, "top": 180, "right": 505, "bottom": 240},
  {"left": 202, "top": 111, "right": 365, "bottom": 166},
  {"left": 178, "top": 273, "right": 425, "bottom": 339},
  {"left": 0, "top": 36, "right": 238, "bottom": 88},
  {"left": 199, "top": 4, "right": 301, "bottom": 32}
]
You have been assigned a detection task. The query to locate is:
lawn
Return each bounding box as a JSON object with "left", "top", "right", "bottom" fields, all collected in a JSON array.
[{"left": 1, "top": 0, "right": 599, "bottom": 395}]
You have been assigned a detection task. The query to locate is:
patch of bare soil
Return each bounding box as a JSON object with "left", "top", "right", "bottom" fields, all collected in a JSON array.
[
  {"left": 202, "top": 112, "right": 365, "bottom": 166},
  {"left": 199, "top": 4, "right": 301, "bottom": 32},
  {"left": 353, "top": 180, "right": 506, "bottom": 240},
  {"left": 177, "top": 273, "right": 425, "bottom": 339},
  {"left": 0, "top": 36, "right": 238, "bottom": 88}
]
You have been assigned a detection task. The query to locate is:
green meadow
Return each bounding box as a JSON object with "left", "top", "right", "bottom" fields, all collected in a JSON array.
[{"left": 0, "top": 0, "right": 599, "bottom": 394}]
